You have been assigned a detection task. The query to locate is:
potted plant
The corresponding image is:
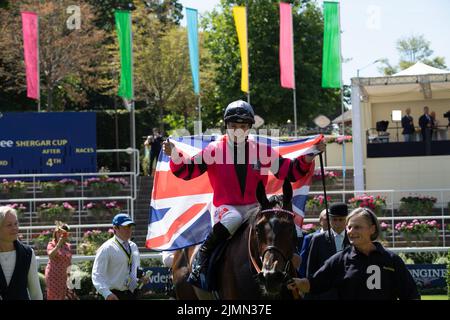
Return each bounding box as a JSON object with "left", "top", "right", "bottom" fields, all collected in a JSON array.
[
  {"left": 32, "top": 230, "right": 53, "bottom": 255},
  {"left": 84, "top": 201, "right": 121, "bottom": 218},
  {"left": 399, "top": 195, "right": 437, "bottom": 216},
  {"left": 85, "top": 176, "right": 128, "bottom": 196},
  {"left": 379, "top": 221, "right": 391, "bottom": 240},
  {"left": 348, "top": 194, "right": 387, "bottom": 216},
  {"left": 306, "top": 195, "right": 332, "bottom": 215},
  {"left": 77, "top": 229, "right": 114, "bottom": 255},
  {"left": 59, "top": 178, "right": 79, "bottom": 193},
  {"left": 37, "top": 202, "right": 75, "bottom": 223},
  {"left": 40, "top": 181, "right": 65, "bottom": 196},
  {"left": 1, "top": 179, "right": 27, "bottom": 198},
  {"left": 312, "top": 169, "right": 338, "bottom": 184},
  {"left": 395, "top": 219, "right": 440, "bottom": 246}
]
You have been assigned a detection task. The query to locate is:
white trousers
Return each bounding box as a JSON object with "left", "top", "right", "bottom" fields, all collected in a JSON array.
[{"left": 213, "top": 203, "right": 259, "bottom": 235}]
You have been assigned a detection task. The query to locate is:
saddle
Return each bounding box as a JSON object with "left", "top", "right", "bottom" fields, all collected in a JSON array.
[{"left": 192, "top": 220, "right": 249, "bottom": 291}]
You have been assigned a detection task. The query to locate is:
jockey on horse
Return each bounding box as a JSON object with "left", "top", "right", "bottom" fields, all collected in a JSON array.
[{"left": 162, "top": 100, "right": 326, "bottom": 290}]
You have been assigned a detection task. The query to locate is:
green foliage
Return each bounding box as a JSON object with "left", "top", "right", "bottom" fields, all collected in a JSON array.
[
  {"left": 380, "top": 34, "right": 448, "bottom": 75},
  {"left": 400, "top": 252, "right": 448, "bottom": 265},
  {"left": 33, "top": 230, "right": 53, "bottom": 255},
  {"left": 38, "top": 272, "right": 47, "bottom": 299},
  {"left": 202, "top": 0, "right": 341, "bottom": 127},
  {"left": 78, "top": 229, "right": 114, "bottom": 255},
  {"left": 140, "top": 257, "right": 163, "bottom": 267}
]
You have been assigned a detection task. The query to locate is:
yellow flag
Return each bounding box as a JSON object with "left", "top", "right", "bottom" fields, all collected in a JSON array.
[{"left": 233, "top": 6, "right": 249, "bottom": 93}]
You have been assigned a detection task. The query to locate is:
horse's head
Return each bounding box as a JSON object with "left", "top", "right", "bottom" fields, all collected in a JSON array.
[{"left": 252, "top": 180, "right": 297, "bottom": 297}]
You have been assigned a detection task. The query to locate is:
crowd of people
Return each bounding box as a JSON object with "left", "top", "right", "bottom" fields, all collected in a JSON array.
[
  {"left": 0, "top": 100, "right": 423, "bottom": 301},
  {"left": 402, "top": 106, "right": 448, "bottom": 142}
]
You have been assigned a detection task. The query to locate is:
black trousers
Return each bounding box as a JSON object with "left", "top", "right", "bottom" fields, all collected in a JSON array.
[
  {"left": 149, "top": 152, "right": 159, "bottom": 175},
  {"left": 111, "top": 289, "right": 137, "bottom": 300}
]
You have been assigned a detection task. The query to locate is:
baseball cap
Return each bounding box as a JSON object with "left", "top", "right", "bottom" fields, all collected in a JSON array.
[{"left": 112, "top": 213, "right": 135, "bottom": 226}]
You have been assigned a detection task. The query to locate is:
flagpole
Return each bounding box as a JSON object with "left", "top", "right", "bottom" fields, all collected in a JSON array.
[
  {"left": 128, "top": 11, "right": 136, "bottom": 205},
  {"left": 290, "top": 3, "right": 297, "bottom": 138},
  {"left": 337, "top": 2, "right": 346, "bottom": 199},
  {"left": 198, "top": 95, "right": 202, "bottom": 134},
  {"left": 37, "top": 15, "right": 40, "bottom": 112},
  {"left": 245, "top": 0, "right": 250, "bottom": 104}
]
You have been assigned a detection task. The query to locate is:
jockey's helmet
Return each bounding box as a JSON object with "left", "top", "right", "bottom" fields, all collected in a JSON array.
[{"left": 223, "top": 100, "right": 255, "bottom": 124}]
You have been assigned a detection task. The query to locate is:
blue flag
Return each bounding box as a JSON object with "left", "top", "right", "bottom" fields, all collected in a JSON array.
[{"left": 186, "top": 8, "right": 200, "bottom": 95}]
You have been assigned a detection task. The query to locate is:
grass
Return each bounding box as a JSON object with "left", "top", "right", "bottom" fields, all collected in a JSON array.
[{"left": 421, "top": 295, "right": 448, "bottom": 300}]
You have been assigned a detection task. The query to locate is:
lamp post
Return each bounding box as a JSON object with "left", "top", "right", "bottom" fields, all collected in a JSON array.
[{"left": 357, "top": 59, "right": 382, "bottom": 78}]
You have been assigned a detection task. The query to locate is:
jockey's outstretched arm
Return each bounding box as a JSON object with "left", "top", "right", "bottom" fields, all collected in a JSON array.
[
  {"left": 163, "top": 140, "right": 207, "bottom": 181},
  {"left": 269, "top": 138, "right": 326, "bottom": 182}
]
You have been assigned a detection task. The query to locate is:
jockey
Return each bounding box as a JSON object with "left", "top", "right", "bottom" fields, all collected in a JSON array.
[{"left": 162, "top": 100, "right": 326, "bottom": 289}]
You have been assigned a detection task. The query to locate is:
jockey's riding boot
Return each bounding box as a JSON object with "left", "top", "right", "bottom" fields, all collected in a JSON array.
[{"left": 187, "top": 222, "right": 230, "bottom": 288}]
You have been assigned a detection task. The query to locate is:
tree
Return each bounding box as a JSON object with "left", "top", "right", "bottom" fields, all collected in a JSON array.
[
  {"left": 201, "top": 0, "right": 341, "bottom": 127},
  {"left": 85, "top": 0, "right": 183, "bottom": 31},
  {"left": 379, "top": 34, "right": 447, "bottom": 75},
  {"left": 0, "top": 0, "right": 107, "bottom": 110}
]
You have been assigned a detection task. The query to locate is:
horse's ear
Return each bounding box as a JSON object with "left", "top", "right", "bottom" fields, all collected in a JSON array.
[
  {"left": 282, "top": 178, "right": 293, "bottom": 211},
  {"left": 256, "top": 181, "right": 270, "bottom": 210}
]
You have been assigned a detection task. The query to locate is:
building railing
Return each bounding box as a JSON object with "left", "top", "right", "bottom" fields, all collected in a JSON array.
[
  {"left": 0, "top": 148, "right": 140, "bottom": 254},
  {"left": 366, "top": 125, "right": 449, "bottom": 143},
  {"left": 306, "top": 188, "right": 450, "bottom": 248}
]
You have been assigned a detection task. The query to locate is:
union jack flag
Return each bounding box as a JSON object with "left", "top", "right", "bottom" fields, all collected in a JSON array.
[{"left": 145, "top": 134, "right": 321, "bottom": 251}]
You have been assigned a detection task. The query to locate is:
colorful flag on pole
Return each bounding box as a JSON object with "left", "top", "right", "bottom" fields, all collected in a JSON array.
[
  {"left": 145, "top": 135, "right": 320, "bottom": 251},
  {"left": 322, "top": 1, "right": 342, "bottom": 88},
  {"left": 115, "top": 10, "right": 134, "bottom": 100},
  {"left": 21, "top": 12, "right": 39, "bottom": 100},
  {"left": 186, "top": 8, "right": 200, "bottom": 95},
  {"left": 279, "top": 3, "right": 295, "bottom": 89},
  {"left": 233, "top": 6, "right": 249, "bottom": 93}
]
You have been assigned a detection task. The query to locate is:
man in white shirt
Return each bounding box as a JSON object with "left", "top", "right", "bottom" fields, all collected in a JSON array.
[{"left": 92, "top": 213, "right": 147, "bottom": 300}]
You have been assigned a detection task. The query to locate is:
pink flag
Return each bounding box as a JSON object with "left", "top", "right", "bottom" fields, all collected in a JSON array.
[
  {"left": 279, "top": 3, "right": 295, "bottom": 89},
  {"left": 21, "top": 12, "right": 39, "bottom": 100}
]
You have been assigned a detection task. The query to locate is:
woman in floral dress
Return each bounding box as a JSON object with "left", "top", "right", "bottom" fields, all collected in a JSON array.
[{"left": 45, "top": 222, "right": 72, "bottom": 300}]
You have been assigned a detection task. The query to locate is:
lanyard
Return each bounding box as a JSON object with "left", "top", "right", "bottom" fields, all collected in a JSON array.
[{"left": 114, "top": 238, "right": 132, "bottom": 272}]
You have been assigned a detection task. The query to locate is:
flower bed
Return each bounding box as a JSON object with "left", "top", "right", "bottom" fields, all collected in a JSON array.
[
  {"left": 348, "top": 194, "right": 386, "bottom": 216},
  {"left": 78, "top": 229, "right": 114, "bottom": 255},
  {"left": 379, "top": 221, "right": 392, "bottom": 240},
  {"left": 40, "top": 179, "right": 79, "bottom": 196},
  {"left": 399, "top": 195, "right": 437, "bottom": 216},
  {"left": 84, "top": 201, "right": 121, "bottom": 218},
  {"left": 395, "top": 219, "right": 440, "bottom": 246},
  {"left": 85, "top": 176, "right": 128, "bottom": 196},
  {"left": 1, "top": 179, "right": 27, "bottom": 198},
  {"left": 33, "top": 230, "right": 53, "bottom": 255},
  {"left": 312, "top": 169, "right": 338, "bottom": 184},
  {"left": 326, "top": 135, "right": 352, "bottom": 144},
  {"left": 306, "top": 195, "right": 332, "bottom": 216},
  {"left": 37, "top": 202, "right": 75, "bottom": 223}
]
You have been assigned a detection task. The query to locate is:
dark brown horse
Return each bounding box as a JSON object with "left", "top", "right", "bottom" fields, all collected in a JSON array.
[{"left": 171, "top": 180, "right": 299, "bottom": 300}]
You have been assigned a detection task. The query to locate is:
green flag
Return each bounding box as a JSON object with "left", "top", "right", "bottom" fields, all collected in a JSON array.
[
  {"left": 322, "top": 1, "right": 341, "bottom": 88},
  {"left": 115, "top": 10, "right": 133, "bottom": 100}
]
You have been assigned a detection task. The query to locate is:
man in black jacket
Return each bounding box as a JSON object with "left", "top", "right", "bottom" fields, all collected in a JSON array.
[
  {"left": 401, "top": 108, "right": 415, "bottom": 142},
  {"left": 418, "top": 106, "right": 433, "bottom": 143},
  {"left": 305, "top": 203, "right": 350, "bottom": 299}
]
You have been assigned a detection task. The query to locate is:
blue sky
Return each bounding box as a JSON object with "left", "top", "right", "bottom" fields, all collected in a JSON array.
[{"left": 179, "top": 0, "right": 450, "bottom": 85}]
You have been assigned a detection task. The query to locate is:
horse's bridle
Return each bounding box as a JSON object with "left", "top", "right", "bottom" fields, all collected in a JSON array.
[{"left": 248, "top": 208, "right": 296, "bottom": 281}]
